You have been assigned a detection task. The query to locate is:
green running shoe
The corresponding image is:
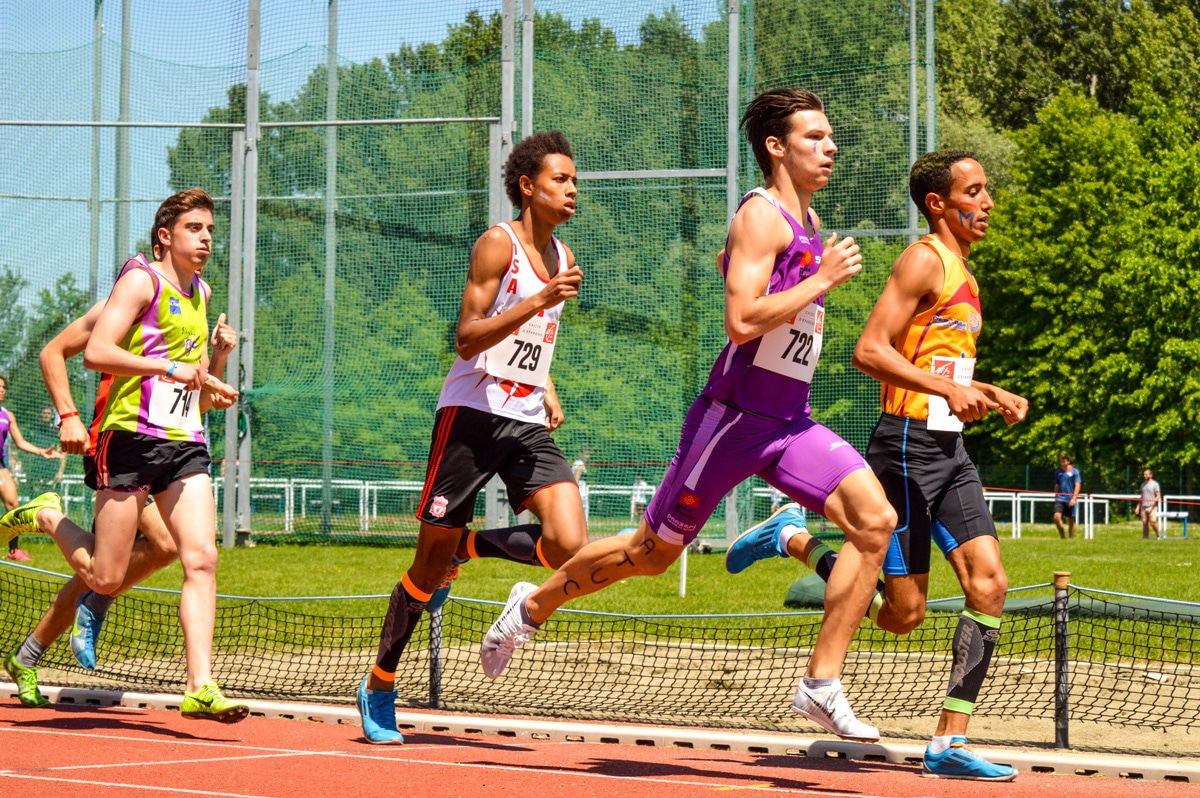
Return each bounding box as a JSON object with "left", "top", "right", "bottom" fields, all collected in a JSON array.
[
  {"left": 4, "top": 649, "right": 50, "bottom": 708},
  {"left": 181, "top": 681, "right": 249, "bottom": 724},
  {"left": 1, "top": 492, "right": 62, "bottom": 543}
]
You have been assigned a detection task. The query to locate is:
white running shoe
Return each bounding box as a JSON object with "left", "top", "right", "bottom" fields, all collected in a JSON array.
[
  {"left": 790, "top": 678, "right": 880, "bottom": 742},
  {"left": 480, "top": 581, "right": 540, "bottom": 679}
]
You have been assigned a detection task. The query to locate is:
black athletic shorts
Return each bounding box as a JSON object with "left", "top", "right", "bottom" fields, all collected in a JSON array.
[
  {"left": 865, "top": 413, "right": 996, "bottom": 576},
  {"left": 417, "top": 405, "right": 575, "bottom": 529},
  {"left": 1053, "top": 500, "right": 1076, "bottom": 519},
  {"left": 88, "top": 430, "right": 211, "bottom": 496}
]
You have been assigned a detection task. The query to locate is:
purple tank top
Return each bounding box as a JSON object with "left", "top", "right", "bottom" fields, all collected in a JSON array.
[
  {"left": 701, "top": 190, "right": 825, "bottom": 421},
  {"left": 0, "top": 406, "right": 10, "bottom": 463}
]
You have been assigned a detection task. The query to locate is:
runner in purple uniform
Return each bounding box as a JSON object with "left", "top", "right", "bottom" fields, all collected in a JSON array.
[{"left": 480, "top": 88, "right": 896, "bottom": 741}]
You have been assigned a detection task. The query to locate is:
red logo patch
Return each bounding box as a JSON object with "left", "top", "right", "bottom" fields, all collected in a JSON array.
[
  {"left": 814, "top": 309, "right": 824, "bottom": 335},
  {"left": 543, "top": 323, "right": 558, "bottom": 344},
  {"left": 932, "top": 361, "right": 956, "bottom": 379},
  {"left": 801, "top": 251, "right": 814, "bottom": 266},
  {"left": 429, "top": 495, "right": 448, "bottom": 519},
  {"left": 679, "top": 493, "right": 700, "bottom": 508}
]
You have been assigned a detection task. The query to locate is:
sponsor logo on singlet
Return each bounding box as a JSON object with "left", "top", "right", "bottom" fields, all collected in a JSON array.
[{"left": 665, "top": 514, "right": 698, "bottom": 533}]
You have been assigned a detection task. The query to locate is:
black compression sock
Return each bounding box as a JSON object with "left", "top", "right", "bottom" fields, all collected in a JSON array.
[
  {"left": 943, "top": 608, "right": 1001, "bottom": 715},
  {"left": 466, "top": 524, "right": 547, "bottom": 567},
  {"left": 373, "top": 573, "right": 430, "bottom": 678}
]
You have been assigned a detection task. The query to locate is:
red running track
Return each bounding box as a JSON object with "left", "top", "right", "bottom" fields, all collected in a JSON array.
[{"left": 0, "top": 703, "right": 1193, "bottom": 798}]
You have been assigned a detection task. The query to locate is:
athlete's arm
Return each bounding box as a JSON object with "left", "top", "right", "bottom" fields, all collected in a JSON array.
[
  {"left": 544, "top": 375, "right": 565, "bottom": 432},
  {"left": 200, "top": 312, "right": 239, "bottom": 413},
  {"left": 3, "top": 413, "right": 55, "bottom": 458},
  {"left": 454, "top": 229, "right": 582, "bottom": 361},
  {"left": 40, "top": 299, "right": 106, "bottom": 454},
  {"left": 85, "top": 269, "right": 206, "bottom": 391},
  {"left": 723, "top": 198, "right": 861, "bottom": 345},
  {"left": 971, "top": 381, "right": 1027, "bottom": 425},
  {"left": 852, "top": 244, "right": 997, "bottom": 423},
  {"left": 1070, "top": 471, "right": 1081, "bottom": 506}
]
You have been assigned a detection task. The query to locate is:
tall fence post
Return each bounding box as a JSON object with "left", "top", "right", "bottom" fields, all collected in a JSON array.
[
  {"left": 429, "top": 604, "right": 443, "bottom": 708},
  {"left": 1054, "top": 570, "right": 1071, "bottom": 749}
]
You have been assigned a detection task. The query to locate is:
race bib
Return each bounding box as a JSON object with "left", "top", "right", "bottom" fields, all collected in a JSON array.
[
  {"left": 147, "top": 375, "right": 203, "bottom": 433},
  {"left": 751, "top": 303, "right": 824, "bottom": 383},
  {"left": 926, "top": 356, "right": 976, "bottom": 432},
  {"left": 483, "top": 314, "right": 558, "bottom": 388}
]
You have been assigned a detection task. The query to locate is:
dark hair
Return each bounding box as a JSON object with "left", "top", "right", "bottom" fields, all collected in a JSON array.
[
  {"left": 1059, "top": 453, "right": 1071, "bottom": 463},
  {"left": 151, "top": 188, "right": 215, "bottom": 256},
  {"left": 504, "top": 131, "right": 574, "bottom": 208},
  {"left": 909, "top": 150, "right": 978, "bottom": 223},
  {"left": 741, "top": 88, "right": 825, "bottom": 178}
]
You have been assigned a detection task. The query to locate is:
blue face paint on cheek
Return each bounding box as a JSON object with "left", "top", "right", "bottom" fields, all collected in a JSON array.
[{"left": 958, "top": 210, "right": 976, "bottom": 227}]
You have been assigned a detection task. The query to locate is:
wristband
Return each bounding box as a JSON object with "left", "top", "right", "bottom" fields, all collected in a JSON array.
[
  {"left": 56, "top": 411, "right": 80, "bottom": 428},
  {"left": 166, "top": 360, "right": 180, "bottom": 379}
]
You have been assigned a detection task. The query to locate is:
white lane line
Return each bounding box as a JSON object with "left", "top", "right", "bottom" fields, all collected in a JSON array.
[
  {"left": 42, "top": 752, "right": 323, "bottom": 771},
  {"left": 0, "top": 773, "right": 274, "bottom": 798}
]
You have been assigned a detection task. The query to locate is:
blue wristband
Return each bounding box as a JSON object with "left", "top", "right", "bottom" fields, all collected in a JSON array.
[{"left": 166, "top": 360, "right": 180, "bottom": 378}]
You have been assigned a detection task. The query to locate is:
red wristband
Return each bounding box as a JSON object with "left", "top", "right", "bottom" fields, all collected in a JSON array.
[{"left": 57, "top": 411, "right": 80, "bottom": 427}]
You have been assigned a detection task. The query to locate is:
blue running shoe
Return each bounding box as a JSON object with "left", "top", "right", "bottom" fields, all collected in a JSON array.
[
  {"left": 426, "top": 558, "right": 464, "bottom": 614},
  {"left": 922, "top": 737, "right": 1016, "bottom": 781},
  {"left": 70, "top": 592, "right": 104, "bottom": 671},
  {"left": 725, "top": 503, "right": 805, "bottom": 574},
  {"left": 357, "top": 675, "right": 404, "bottom": 744}
]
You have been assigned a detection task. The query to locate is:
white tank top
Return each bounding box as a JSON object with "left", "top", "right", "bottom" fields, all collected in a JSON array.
[{"left": 436, "top": 222, "right": 567, "bottom": 424}]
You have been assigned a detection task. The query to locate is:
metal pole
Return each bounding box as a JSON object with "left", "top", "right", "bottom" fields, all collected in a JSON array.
[
  {"left": 907, "top": 0, "right": 919, "bottom": 243},
  {"left": 724, "top": 487, "right": 739, "bottom": 543},
  {"left": 223, "top": 131, "right": 245, "bottom": 549},
  {"left": 1053, "top": 570, "right": 1071, "bottom": 749},
  {"left": 321, "top": 0, "right": 338, "bottom": 537},
  {"left": 924, "top": 0, "right": 935, "bottom": 154},
  {"left": 727, "top": 0, "right": 739, "bottom": 222},
  {"left": 501, "top": 0, "right": 515, "bottom": 218},
  {"left": 429, "top": 604, "right": 444, "bottom": 708},
  {"left": 113, "top": 0, "right": 131, "bottom": 264},
  {"left": 236, "top": 0, "right": 261, "bottom": 544},
  {"left": 679, "top": 545, "right": 688, "bottom": 598},
  {"left": 90, "top": 0, "right": 103, "bottom": 304},
  {"left": 521, "top": 0, "right": 533, "bottom": 138}
]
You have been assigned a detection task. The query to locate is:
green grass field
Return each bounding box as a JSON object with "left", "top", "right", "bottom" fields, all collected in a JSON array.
[{"left": 13, "top": 520, "right": 1199, "bottom": 614}]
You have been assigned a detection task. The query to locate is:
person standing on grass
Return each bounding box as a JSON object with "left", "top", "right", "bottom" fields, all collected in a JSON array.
[
  {"left": 3, "top": 189, "right": 245, "bottom": 722},
  {"left": 356, "top": 131, "right": 590, "bottom": 744},
  {"left": 1139, "top": 469, "right": 1162, "bottom": 540},
  {"left": 1053, "top": 454, "right": 1082, "bottom": 539},
  {"left": 480, "top": 88, "right": 895, "bottom": 744},
  {"left": 0, "top": 375, "right": 60, "bottom": 561},
  {"left": 1, "top": 272, "right": 236, "bottom": 706}
]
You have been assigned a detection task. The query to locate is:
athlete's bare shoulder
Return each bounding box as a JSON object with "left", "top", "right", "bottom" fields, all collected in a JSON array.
[
  {"left": 810, "top": 208, "right": 822, "bottom": 231},
  {"left": 888, "top": 239, "right": 944, "bottom": 301},
  {"left": 728, "top": 193, "right": 792, "bottom": 252},
  {"left": 468, "top": 226, "right": 515, "bottom": 280},
  {"left": 559, "top": 241, "right": 575, "bottom": 269},
  {"left": 112, "top": 262, "right": 158, "bottom": 298}
]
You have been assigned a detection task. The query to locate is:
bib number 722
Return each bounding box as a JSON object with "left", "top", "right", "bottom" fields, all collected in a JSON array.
[
  {"left": 781, "top": 329, "right": 813, "bottom": 365},
  {"left": 507, "top": 340, "right": 542, "bottom": 372}
]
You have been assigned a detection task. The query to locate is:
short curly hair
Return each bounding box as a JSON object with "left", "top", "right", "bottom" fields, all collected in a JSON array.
[
  {"left": 909, "top": 150, "right": 978, "bottom": 224},
  {"left": 504, "top": 131, "right": 574, "bottom": 208}
]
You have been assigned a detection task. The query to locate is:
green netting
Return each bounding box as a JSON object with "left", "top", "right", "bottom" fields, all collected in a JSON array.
[{"left": 1, "top": 0, "right": 934, "bottom": 544}]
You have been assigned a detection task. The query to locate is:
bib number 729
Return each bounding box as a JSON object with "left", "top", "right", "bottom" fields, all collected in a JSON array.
[{"left": 506, "top": 340, "right": 542, "bottom": 373}]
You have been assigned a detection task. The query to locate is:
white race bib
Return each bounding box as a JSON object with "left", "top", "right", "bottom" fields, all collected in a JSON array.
[
  {"left": 147, "top": 375, "right": 203, "bottom": 433},
  {"left": 483, "top": 314, "right": 559, "bottom": 388},
  {"left": 926, "top": 356, "right": 976, "bottom": 432},
  {"left": 751, "top": 303, "right": 825, "bottom": 383}
]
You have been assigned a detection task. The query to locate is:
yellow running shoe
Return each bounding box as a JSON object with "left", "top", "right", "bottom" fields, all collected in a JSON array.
[
  {"left": 1, "top": 492, "right": 62, "bottom": 544},
  {"left": 181, "top": 681, "right": 249, "bottom": 724},
  {"left": 4, "top": 649, "right": 49, "bottom": 707}
]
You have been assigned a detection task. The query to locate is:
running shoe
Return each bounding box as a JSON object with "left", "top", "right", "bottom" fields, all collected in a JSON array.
[
  {"left": 69, "top": 591, "right": 105, "bottom": 671},
  {"left": 357, "top": 675, "right": 404, "bottom": 744},
  {"left": 922, "top": 737, "right": 1016, "bottom": 781},
  {"left": 6, "top": 549, "right": 32, "bottom": 562},
  {"left": 1, "top": 492, "right": 61, "bottom": 543},
  {"left": 725, "top": 503, "right": 805, "bottom": 574},
  {"left": 790, "top": 678, "right": 879, "bottom": 742},
  {"left": 4, "top": 648, "right": 49, "bottom": 707},
  {"left": 181, "top": 681, "right": 250, "bottom": 724},
  {"left": 426, "top": 558, "right": 464, "bottom": 614},
  {"left": 480, "top": 581, "right": 539, "bottom": 679}
]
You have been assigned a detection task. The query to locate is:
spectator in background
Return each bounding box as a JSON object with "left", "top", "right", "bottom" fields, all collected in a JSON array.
[
  {"left": 1139, "top": 468, "right": 1162, "bottom": 540},
  {"left": 1052, "top": 454, "right": 1081, "bottom": 539},
  {"left": 0, "top": 376, "right": 59, "bottom": 561},
  {"left": 572, "top": 447, "right": 590, "bottom": 521},
  {"left": 631, "top": 476, "right": 649, "bottom": 520}
]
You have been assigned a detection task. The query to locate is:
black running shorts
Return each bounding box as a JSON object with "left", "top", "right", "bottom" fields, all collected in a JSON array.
[
  {"left": 89, "top": 430, "right": 211, "bottom": 495},
  {"left": 417, "top": 405, "right": 575, "bottom": 529},
  {"left": 865, "top": 413, "right": 996, "bottom": 576}
]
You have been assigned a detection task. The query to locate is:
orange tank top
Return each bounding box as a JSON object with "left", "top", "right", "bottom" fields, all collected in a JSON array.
[{"left": 881, "top": 235, "right": 982, "bottom": 420}]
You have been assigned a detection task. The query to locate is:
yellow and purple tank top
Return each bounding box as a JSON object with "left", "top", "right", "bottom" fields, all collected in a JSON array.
[
  {"left": 97, "top": 256, "right": 211, "bottom": 443},
  {"left": 882, "top": 235, "right": 982, "bottom": 421}
]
